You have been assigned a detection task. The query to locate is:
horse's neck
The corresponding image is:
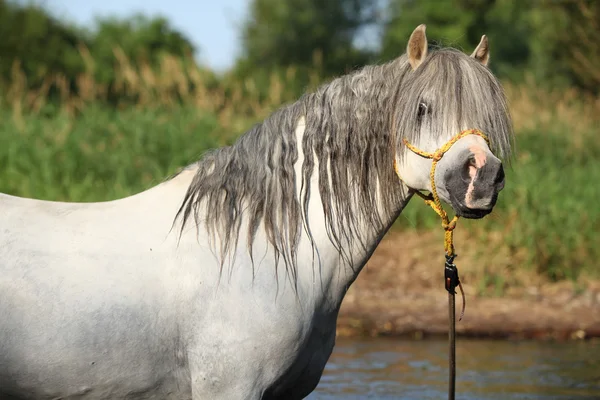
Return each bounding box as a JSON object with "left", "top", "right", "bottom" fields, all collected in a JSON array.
[
  {"left": 291, "top": 118, "right": 412, "bottom": 305},
  {"left": 298, "top": 186, "right": 411, "bottom": 305},
  {"left": 167, "top": 118, "right": 411, "bottom": 304}
]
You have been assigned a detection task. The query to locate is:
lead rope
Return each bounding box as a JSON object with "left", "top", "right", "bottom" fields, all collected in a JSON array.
[{"left": 395, "top": 128, "right": 490, "bottom": 400}]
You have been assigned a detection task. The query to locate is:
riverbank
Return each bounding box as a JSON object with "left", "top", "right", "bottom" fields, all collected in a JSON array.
[{"left": 337, "top": 230, "right": 600, "bottom": 341}]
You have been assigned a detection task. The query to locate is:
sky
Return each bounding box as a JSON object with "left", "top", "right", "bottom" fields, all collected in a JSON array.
[{"left": 29, "top": 0, "right": 250, "bottom": 71}]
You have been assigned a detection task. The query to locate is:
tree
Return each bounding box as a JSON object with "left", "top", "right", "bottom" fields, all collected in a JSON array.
[
  {"left": 237, "top": 0, "right": 378, "bottom": 78},
  {"left": 90, "top": 14, "right": 196, "bottom": 85},
  {"left": 0, "top": 1, "right": 199, "bottom": 105},
  {"left": 380, "top": 0, "right": 531, "bottom": 81},
  {"left": 0, "top": 0, "right": 87, "bottom": 87},
  {"left": 529, "top": 0, "right": 600, "bottom": 93}
]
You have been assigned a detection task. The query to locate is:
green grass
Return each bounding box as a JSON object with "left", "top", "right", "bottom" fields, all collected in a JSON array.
[
  {"left": 0, "top": 105, "right": 598, "bottom": 281},
  {"left": 0, "top": 106, "right": 233, "bottom": 202}
]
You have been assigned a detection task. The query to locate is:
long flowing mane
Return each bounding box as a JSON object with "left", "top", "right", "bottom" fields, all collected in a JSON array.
[{"left": 173, "top": 48, "right": 513, "bottom": 282}]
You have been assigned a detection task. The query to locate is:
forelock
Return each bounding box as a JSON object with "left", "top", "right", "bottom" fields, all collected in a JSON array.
[{"left": 394, "top": 49, "right": 514, "bottom": 161}]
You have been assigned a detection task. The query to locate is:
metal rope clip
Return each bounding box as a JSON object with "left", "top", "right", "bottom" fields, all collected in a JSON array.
[
  {"left": 444, "top": 254, "right": 460, "bottom": 294},
  {"left": 444, "top": 254, "right": 466, "bottom": 322}
]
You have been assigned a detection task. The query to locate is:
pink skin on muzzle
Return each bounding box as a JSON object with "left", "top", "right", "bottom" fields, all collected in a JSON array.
[{"left": 465, "top": 144, "right": 488, "bottom": 209}]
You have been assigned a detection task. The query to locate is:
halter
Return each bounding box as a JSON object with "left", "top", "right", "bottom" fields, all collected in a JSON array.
[
  {"left": 395, "top": 128, "right": 490, "bottom": 258},
  {"left": 394, "top": 128, "right": 490, "bottom": 400}
]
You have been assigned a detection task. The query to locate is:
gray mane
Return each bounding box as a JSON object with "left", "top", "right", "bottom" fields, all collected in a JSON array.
[{"left": 174, "top": 48, "right": 513, "bottom": 283}]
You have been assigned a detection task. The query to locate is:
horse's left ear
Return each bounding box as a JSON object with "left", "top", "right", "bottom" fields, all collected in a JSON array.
[{"left": 471, "top": 35, "right": 490, "bottom": 66}]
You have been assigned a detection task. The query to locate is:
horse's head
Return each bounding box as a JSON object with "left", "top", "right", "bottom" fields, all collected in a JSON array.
[{"left": 394, "top": 25, "right": 513, "bottom": 219}]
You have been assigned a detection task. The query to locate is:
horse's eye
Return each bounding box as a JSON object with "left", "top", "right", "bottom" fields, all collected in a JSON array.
[{"left": 417, "top": 102, "right": 429, "bottom": 119}]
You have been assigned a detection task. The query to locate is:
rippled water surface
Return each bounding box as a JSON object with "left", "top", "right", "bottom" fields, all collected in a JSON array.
[{"left": 307, "top": 338, "right": 600, "bottom": 399}]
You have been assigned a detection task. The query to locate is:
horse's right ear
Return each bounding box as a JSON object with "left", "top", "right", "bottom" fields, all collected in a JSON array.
[
  {"left": 471, "top": 35, "right": 490, "bottom": 66},
  {"left": 407, "top": 24, "right": 428, "bottom": 70}
]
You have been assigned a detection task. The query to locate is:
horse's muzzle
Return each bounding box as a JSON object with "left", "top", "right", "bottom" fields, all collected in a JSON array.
[{"left": 446, "top": 150, "right": 505, "bottom": 219}]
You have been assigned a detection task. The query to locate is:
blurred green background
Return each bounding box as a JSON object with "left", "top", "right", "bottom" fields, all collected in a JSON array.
[{"left": 0, "top": 0, "right": 598, "bottom": 288}]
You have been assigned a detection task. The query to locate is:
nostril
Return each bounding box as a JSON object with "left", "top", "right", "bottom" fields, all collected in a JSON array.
[
  {"left": 467, "top": 155, "right": 478, "bottom": 179},
  {"left": 467, "top": 155, "right": 477, "bottom": 167}
]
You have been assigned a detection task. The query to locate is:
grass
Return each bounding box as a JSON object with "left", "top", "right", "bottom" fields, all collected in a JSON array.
[
  {"left": 0, "top": 106, "right": 228, "bottom": 202},
  {"left": 0, "top": 55, "right": 598, "bottom": 284}
]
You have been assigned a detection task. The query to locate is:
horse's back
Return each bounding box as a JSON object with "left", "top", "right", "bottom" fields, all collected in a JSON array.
[{"left": 0, "top": 190, "right": 195, "bottom": 399}]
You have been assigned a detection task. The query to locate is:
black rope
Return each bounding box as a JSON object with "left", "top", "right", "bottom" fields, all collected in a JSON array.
[
  {"left": 444, "top": 254, "right": 461, "bottom": 400},
  {"left": 448, "top": 292, "right": 456, "bottom": 400}
]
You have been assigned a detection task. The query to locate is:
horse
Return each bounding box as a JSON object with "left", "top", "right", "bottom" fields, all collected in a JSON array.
[{"left": 0, "top": 24, "right": 513, "bottom": 399}]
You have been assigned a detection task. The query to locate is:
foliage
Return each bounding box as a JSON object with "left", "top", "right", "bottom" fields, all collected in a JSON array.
[
  {"left": 380, "top": 0, "right": 600, "bottom": 93},
  {"left": 235, "top": 0, "right": 600, "bottom": 93},
  {"left": 528, "top": 0, "right": 600, "bottom": 93},
  {"left": 236, "top": 0, "right": 378, "bottom": 81},
  {"left": 3, "top": 0, "right": 600, "bottom": 98},
  {"left": 87, "top": 14, "right": 195, "bottom": 87},
  {"left": 381, "top": 0, "right": 531, "bottom": 81},
  {"left": 0, "top": 1, "right": 196, "bottom": 101},
  {"left": 0, "top": 0, "right": 87, "bottom": 88},
  {"left": 0, "top": 106, "right": 223, "bottom": 202}
]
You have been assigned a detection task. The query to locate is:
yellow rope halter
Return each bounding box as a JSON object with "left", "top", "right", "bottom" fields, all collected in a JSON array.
[{"left": 394, "top": 128, "right": 490, "bottom": 258}]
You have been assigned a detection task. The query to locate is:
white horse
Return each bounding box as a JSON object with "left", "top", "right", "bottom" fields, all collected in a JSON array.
[{"left": 0, "top": 25, "right": 512, "bottom": 399}]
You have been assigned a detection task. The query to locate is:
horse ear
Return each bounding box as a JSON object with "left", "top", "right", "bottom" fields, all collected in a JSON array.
[
  {"left": 471, "top": 35, "right": 490, "bottom": 66},
  {"left": 407, "top": 24, "right": 428, "bottom": 70}
]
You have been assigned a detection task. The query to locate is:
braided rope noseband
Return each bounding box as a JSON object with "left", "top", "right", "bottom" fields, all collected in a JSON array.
[{"left": 395, "top": 128, "right": 490, "bottom": 257}]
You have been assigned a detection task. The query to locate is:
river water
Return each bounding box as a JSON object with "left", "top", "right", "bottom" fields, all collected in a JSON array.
[{"left": 308, "top": 338, "right": 600, "bottom": 399}]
